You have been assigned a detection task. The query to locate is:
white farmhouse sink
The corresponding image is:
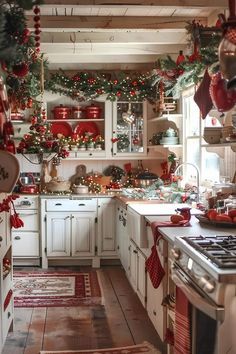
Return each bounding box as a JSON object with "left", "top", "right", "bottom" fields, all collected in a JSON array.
[{"left": 127, "top": 203, "right": 201, "bottom": 249}]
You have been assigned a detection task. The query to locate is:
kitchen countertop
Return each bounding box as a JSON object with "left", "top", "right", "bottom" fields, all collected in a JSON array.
[
  {"left": 128, "top": 202, "right": 201, "bottom": 216},
  {"left": 145, "top": 215, "right": 236, "bottom": 245}
]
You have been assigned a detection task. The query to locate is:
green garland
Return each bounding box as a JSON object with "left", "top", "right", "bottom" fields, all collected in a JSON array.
[{"left": 45, "top": 70, "right": 157, "bottom": 102}]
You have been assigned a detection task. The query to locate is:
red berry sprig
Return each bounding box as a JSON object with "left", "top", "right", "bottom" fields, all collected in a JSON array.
[
  {"left": 0, "top": 194, "right": 19, "bottom": 213},
  {"left": 33, "top": 6, "right": 41, "bottom": 53}
]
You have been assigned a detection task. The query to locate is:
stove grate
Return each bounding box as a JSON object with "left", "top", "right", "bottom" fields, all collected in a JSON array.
[{"left": 182, "top": 235, "right": 236, "bottom": 268}]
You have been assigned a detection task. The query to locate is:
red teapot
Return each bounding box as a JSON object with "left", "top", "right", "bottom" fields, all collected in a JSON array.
[{"left": 176, "top": 207, "right": 191, "bottom": 221}]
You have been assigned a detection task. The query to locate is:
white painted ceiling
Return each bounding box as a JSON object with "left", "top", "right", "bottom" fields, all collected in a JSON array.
[{"left": 25, "top": 0, "right": 228, "bottom": 71}]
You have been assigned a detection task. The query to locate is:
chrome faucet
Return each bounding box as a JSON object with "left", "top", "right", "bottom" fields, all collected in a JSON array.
[{"left": 174, "top": 162, "right": 200, "bottom": 202}]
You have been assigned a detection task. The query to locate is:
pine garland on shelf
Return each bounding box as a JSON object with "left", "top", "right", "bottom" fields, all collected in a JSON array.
[{"left": 45, "top": 70, "right": 157, "bottom": 102}]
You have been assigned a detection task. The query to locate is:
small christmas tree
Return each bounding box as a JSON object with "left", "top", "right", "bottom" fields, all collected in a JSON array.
[{"left": 17, "top": 105, "right": 69, "bottom": 162}]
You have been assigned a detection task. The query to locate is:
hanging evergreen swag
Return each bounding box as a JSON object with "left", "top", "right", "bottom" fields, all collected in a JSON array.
[
  {"left": 151, "top": 21, "right": 222, "bottom": 98},
  {"left": 45, "top": 22, "right": 222, "bottom": 102},
  {"left": 45, "top": 70, "right": 157, "bottom": 102}
]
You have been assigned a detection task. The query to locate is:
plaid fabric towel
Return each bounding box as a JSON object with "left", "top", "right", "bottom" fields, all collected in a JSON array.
[
  {"left": 145, "top": 220, "right": 189, "bottom": 289},
  {"left": 174, "top": 287, "right": 191, "bottom": 354}
]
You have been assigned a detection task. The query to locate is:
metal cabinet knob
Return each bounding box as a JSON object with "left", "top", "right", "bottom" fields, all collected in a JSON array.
[
  {"left": 0, "top": 236, "right": 2, "bottom": 242},
  {"left": 14, "top": 236, "right": 21, "bottom": 240},
  {"left": 171, "top": 247, "right": 181, "bottom": 260},
  {"left": 199, "top": 276, "right": 215, "bottom": 293}
]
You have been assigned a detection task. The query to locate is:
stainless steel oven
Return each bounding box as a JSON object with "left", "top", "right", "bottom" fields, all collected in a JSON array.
[{"left": 170, "top": 234, "right": 236, "bottom": 354}]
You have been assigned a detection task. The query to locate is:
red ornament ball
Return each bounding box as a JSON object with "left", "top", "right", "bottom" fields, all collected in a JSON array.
[
  {"left": 34, "top": 15, "right": 40, "bottom": 22},
  {"left": 12, "top": 63, "right": 29, "bottom": 77},
  {"left": 33, "top": 6, "right": 40, "bottom": 14}
]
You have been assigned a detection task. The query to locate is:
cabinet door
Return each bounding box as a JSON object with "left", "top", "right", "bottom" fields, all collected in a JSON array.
[
  {"left": 116, "top": 205, "right": 122, "bottom": 258},
  {"left": 46, "top": 213, "right": 71, "bottom": 256},
  {"left": 120, "top": 209, "right": 129, "bottom": 274},
  {"left": 129, "top": 240, "right": 138, "bottom": 291},
  {"left": 0, "top": 194, "right": 9, "bottom": 258},
  {"left": 97, "top": 198, "right": 117, "bottom": 256},
  {"left": 71, "top": 212, "right": 95, "bottom": 257},
  {"left": 112, "top": 101, "right": 147, "bottom": 156},
  {"left": 136, "top": 249, "right": 147, "bottom": 307},
  {"left": 146, "top": 238, "right": 168, "bottom": 342}
]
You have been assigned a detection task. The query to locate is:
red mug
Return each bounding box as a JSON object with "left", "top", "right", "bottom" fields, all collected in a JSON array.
[{"left": 176, "top": 207, "right": 191, "bottom": 221}]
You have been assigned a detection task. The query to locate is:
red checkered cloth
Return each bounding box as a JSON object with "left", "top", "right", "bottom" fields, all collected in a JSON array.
[
  {"left": 225, "top": 28, "right": 236, "bottom": 45},
  {"left": 145, "top": 221, "right": 189, "bottom": 289},
  {"left": 174, "top": 287, "right": 191, "bottom": 354}
]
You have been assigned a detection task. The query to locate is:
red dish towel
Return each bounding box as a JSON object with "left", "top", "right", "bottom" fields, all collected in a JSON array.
[
  {"left": 145, "top": 221, "right": 189, "bottom": 289},
  {"left": 174, "top": 287, "right": 191, "bottom": 354}
]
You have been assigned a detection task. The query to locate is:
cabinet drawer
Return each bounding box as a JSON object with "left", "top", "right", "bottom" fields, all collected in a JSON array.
[
  {"left": 12, "top": 232, "right": 39, "bottom": 257},
  {"left": 46, "top": 199, "right": 97, "bottom": 212},
  {"left": 15, "top": 210, "right": 38, "bottom": 231},
  {"left": 14, "top": 195, "right": 38, "bottom": 210}
]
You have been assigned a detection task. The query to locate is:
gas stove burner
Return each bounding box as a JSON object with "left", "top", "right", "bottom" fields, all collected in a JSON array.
[{"left": 182, "top": 235, "right": 236, "bottom": 269}]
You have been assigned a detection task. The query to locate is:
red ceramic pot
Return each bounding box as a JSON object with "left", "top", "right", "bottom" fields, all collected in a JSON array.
[
  {"left": 85, "top": 104, "right": 102, "bottom": 119},
  {"left": 52, "top": 105, "right": 71, "bottom": 119}
]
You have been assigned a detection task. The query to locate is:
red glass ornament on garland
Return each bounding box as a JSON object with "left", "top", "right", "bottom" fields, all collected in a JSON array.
[{"left": 12, "top": 62, "right": 29, "bottom": 77}]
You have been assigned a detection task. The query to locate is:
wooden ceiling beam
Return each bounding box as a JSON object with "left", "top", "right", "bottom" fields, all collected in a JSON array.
[
  {"left": 41, "top": 43, "right": 186, "bottom": 54},
  {"left": 42, "top": 0, "right": 227, "bottom": 8},
  {"left": 40, "top": 31, "right": 187, "bottom": 44},
  {"left": 26, "top": 15, "right": 207, "bottom": 30}
]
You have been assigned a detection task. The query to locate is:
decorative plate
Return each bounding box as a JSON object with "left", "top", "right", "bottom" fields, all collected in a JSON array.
[
  {"left": 74, "top": 122, "right": 99, "bottom": 137},
  {"left": 195, "top": 214, "right": 236, "bottom": 228},
  {"left": 50, "top": 121, "right": 72, "bottom": 137}
]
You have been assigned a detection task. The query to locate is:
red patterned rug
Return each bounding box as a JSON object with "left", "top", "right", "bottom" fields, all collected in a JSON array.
[
  {"left": 13, "top": 270, "right": 102, "bottom": 307},
  {"left": 39, "top": 342, "right": 161, "bottom": 354}
]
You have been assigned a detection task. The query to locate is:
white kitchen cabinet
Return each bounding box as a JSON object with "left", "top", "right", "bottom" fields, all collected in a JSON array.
[
  {"left": 128, "top": 239, "right": 147, "bottom": 307},
  {"left": 97, "top": 198, "right": 117, "bottom": 257},
  {"left": 41, "top": 198, "right": 97, "bottom": 268},
  {"left": 112, "top": 101, "right": 147, "bottom": 157},
  {"left": 116, "top": 202, "right": 129, "bottom": 274},
  {"left": 45, "top": 93, "right": 113, "bottom": 160},
  {"left": 0, "top": 193, "right": 13, "bottom": 352},
  {"left": 146, "top": 229, "right": 168, "bottom": 342},
  {"left": 46, "top": 212, "right": 96, "bottom": 257},
  {"left": 12, "top": 195, "right": 40, "bottom": 266}
]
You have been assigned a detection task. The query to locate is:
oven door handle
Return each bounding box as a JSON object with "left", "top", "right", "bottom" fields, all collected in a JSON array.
[{"left": 171, "top": 265, "right": 225, "bottom": 322}]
